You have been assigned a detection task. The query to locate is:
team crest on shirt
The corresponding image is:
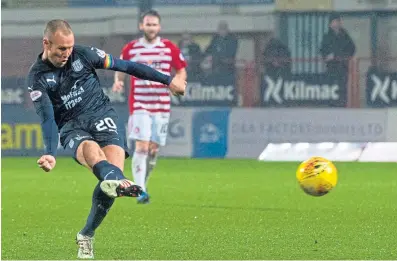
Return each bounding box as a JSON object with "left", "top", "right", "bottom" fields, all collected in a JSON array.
[
  {"left": 30, "top": 90, "right": 42, "bottom": 101},
  {"left": 72, "top": 59, "right": 83, "bottom": 72}
]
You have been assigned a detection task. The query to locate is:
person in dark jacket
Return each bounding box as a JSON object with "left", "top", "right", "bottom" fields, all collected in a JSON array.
[
  {"left": 204, "top": 21, "right": 238, "bottom": 77},
  {"left": 320, "top": 13, "right": 356, "bottom": 79},
  {"left": 263, "top": 36, "right": 291, "bottom": 78},
  {"left": 178, "top": 32, "right": 203, "bottom": 81}
]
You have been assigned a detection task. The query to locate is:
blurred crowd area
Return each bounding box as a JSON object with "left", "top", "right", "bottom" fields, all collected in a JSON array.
[{"left": 2, "top": 0, "right": 397, "bottom": 108}]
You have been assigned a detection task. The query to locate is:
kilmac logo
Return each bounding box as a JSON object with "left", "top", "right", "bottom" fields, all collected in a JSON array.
[{"left": 263, "top": 76, "right": 340, "bottom": 104}]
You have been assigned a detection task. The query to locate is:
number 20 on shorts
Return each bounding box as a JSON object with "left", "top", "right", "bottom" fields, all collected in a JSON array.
[{"left": 95, "top": 117, "right": 117, "bottom": 132}]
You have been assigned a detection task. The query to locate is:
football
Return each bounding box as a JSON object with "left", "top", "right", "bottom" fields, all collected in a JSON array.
[{"left": 296, "top": 156, "right": 338, "bottom": 196}]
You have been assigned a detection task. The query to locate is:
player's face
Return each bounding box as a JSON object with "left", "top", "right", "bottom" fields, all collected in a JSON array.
[
  {"left": 139, "top": 15, "right": 161, "bottom": 42},
  {"left": 44, "top": 31, "right": 75, "bottom": 68}
]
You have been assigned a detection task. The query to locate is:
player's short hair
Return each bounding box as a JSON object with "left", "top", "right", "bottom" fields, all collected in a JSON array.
[
  {"left": 44, "top": 19, "right": 73, "bottom": 38},
  {"left": 140, "top": 9, "right": 161, "bottom": 23}
]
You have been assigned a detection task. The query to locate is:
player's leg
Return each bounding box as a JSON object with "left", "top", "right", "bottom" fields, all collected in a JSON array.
[
  {"left": 76, "top": 180, "right": 111, "bottom": 259},
  {"left": 127, "top": 113, "right": 151, "bottom": 193},
  {"left": 135, "top": 114, "right": 168, "bottom": 204},
  {"left": 145, "top": 113, "right": 169, "bottom": 185},
  {"left": 102, "top": 144, "right": 126, "bottom": 172},
  {"left": 78, "top": 144, "right": 127, "bottom": 242},
  {"left": 134, "top": 139, "right": 151, "bottom": 204},
  {"left": 134, "top": 140, "right": 150, "bottom": 190},
  {"left": 146, "top": 141, "right": 160, "bottom": 184}
]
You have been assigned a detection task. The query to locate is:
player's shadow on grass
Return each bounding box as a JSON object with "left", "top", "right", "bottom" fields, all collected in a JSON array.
[{"left": 167, "top": 203, "right": 289, "bottom": 212}]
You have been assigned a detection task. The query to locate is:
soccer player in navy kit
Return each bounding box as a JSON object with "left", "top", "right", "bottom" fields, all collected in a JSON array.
[{"left": 27, "top": 20, "right": 186, "bottom": 259}]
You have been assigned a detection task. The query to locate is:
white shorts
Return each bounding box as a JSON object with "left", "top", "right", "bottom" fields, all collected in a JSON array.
[{"left": 127, "top": 112, "right": 170, "bottom": 146}]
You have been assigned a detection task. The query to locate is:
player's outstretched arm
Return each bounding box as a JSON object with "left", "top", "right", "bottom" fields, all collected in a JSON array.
[
  {"left": 109, "top": 57, "right": 187, "bottom": 95},
  {"left": 105, "top": 54, "right": 186, "bottom": 95},
  {"left": 85, "top": 46, "right": 187, "bottom": 95}
]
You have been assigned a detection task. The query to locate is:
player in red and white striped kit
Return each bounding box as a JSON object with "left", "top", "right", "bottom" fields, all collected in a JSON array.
[{"left": 113, "top": 10, "right": 187, "bottom": 204}]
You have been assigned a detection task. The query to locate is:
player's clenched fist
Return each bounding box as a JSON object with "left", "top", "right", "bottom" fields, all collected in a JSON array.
[
  {"left": 169, "top": 75, "right": 187, "bottom": 96},
  {"left": 37, "top": 155, "right": 56, "bottom": 172}
]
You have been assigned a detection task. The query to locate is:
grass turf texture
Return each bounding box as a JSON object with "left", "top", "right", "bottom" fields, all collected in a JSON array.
[{"left": 2, "top": 157, "right": 397, "bottom": 260}]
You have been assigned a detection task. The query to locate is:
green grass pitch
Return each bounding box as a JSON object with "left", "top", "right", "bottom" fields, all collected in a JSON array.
[{"left": 2, "top": 157, "right": 397, "bottom": 260}]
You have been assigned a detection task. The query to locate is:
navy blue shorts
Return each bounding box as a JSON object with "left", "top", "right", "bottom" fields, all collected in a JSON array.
[{"left": 59, "top": 107, "right": 129, "bottom": 164}]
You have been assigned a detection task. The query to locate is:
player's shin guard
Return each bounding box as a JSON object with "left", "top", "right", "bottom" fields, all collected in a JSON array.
[
  {"left": 93, "top": 160, "right": 125, "bottom": 181},
  {"left": 132, "top": 151, "right": 148, "bottom": 192},
  {"left": 80, "top": 182, "right": 115, "bottom": 237}
]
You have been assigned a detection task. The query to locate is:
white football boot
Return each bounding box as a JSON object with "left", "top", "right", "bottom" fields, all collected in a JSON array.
[{"left": 76, "top": 233, "right": 94, "bottom": 259}]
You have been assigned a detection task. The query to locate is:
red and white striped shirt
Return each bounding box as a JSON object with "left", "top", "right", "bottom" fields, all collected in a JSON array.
[{"left": 120, "top": 37, "right": 187, "bottom": 114}]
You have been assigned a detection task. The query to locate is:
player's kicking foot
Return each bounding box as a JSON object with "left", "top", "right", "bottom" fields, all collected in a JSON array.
[
  {"left": 137, "top": 191, "right": 150, "bottom": 204},
  {"left": 100, "top": 179, "right": 142, "bottom": 198},
  {"left": 76, "top": 233, "right": 94, "bottom": 259}
]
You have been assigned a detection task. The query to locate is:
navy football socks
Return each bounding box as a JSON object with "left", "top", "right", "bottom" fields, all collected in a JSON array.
[{"left": 92, "top": 160, "right": 125, "bottom": 181}]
